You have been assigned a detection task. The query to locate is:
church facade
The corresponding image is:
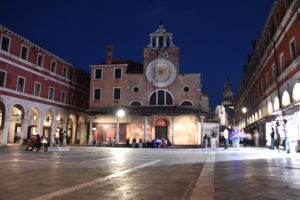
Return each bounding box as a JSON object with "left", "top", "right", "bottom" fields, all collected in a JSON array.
[{"left": 88, "top": 24, "right": 210, "bottom": 145}]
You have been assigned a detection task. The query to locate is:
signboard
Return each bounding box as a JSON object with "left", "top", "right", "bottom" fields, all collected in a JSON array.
[{"left": 155, "top": 120, "right": 167, "bottom": 127}]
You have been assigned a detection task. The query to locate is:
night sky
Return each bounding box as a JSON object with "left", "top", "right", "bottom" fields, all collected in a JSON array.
[{"left": 0, "top": 0, "right": 274, "bottom": 111}]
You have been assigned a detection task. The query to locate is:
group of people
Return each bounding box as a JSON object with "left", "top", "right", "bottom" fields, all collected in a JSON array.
[
  {"left": 126, "top": 137, "right": 171, "bottom": 148},
  {"left": 54, "top": 130, "right": 69, "bottom": 146},
  {"left": 270, "top": 119, "right": 291, "bottom": 153},
  {"left": 26, "top": 135, "right": 47, "bottom": 151}
]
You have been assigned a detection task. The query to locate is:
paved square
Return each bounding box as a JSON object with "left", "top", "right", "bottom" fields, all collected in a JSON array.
[{"left": 0, "top": 146, "right": 299, "bottom": 200}]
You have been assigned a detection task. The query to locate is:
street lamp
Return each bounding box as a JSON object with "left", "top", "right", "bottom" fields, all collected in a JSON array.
[{"left": 116, "top": 109, "right": 125, "bottom": 144}]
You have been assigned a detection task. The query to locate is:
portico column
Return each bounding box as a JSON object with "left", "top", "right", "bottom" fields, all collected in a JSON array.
[
  {"left": 172, "top": 116, "right": 175, "bottom": 145},
  {"left": 88, "top": 116, "right": 94, "bottom": 145},
  {"left": 163, "top": 37, "right": 167, "bottom": 47},
  {"left": 116, "top": 117, "right": 120, "bottom": 144},
  {"left": 50, "top": 119, "right": 57, "bottom": 146},
  {"left": 144, "top": 116, "right": 148, "bottom": 141},
  {"left": 200, "top": 116, "right": 205, "bottom": 145},
  {"left": 39, "top": 112, "right": 45, "bottom": 136},
  {"left": 150, "top": 37, "right": 153, "bottom": 48},
  {"left": 22, "top": 112, "right": 29, "bottom": 145},
  {"left": 2, "top": 111, "right": 10, "bottom": 146},
  {"left": 156, "top": 37, "right": 159, "bottom": 48}
]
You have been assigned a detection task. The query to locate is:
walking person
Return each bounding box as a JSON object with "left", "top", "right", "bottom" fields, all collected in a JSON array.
[
  {"left": 283, "top": 119, "right": 291, "bottom": 153},
  {"left": 224, "top": 128, "right": 229, "bottom": 149},
  {"left": 270, "top": 127, "right": 275, "bottom": 149},
  {"left": 59, "top": 130, "right": 63, "bottom": 146},
  {"left": 275, "top": 121, "right": 282, "bottom": 152},
  {"left": 203, "top": 134, "right": 208, "bottom": 148},
  {"left": 254, "top": 130, "right": 260, "bottom": 147},
  {"left": 231, "top": 127, "right": 241, "bottom": 150}
]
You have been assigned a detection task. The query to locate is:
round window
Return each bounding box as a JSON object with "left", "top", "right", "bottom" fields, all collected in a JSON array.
[
  {"left": 133, "top": 86, "right": 139, "bottom": 93},
  {"left": 184, "top": 86, "right": 190, "bottom": 93}
]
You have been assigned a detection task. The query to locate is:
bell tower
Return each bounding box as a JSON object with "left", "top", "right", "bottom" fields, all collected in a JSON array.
[
  {"left": 143, "top": 22, "right": 179, "bottom": 73},
  {"left": 222, "top": 78, "right": 234, "bottom": 106}
]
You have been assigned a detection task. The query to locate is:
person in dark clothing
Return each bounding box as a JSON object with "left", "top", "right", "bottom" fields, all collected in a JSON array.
[
  {"left": 270, "top": 127, "right": 275, "bottom": 149},
  {"left": 126, "top": 138, "right": 130, "bottom": 147},
  {"left": 59, "top": 130, "right": 64, "bottom": 146}
]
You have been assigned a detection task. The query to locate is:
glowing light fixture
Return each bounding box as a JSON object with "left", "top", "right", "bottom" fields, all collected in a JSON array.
[{"left": 242, "top": 107, "right": 247, "bottom": 113}]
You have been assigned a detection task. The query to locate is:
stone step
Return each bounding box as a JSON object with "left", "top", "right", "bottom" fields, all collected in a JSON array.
[{"left": 47, "top": 146, "right": 70, "bottom": 152}]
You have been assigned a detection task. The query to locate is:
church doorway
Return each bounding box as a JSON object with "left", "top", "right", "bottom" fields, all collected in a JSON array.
[{"left": 155, "top": 119, "right": 168, "bottom": 139}]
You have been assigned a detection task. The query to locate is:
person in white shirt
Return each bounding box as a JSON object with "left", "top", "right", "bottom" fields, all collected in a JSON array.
[
  {"left": 254, "top": 130, "right": 259, "bottom": 147},
  {"left": 224, "top": 128, "right": 229, "bottom": 149},
  {"left": 283, "top": 119, "right": 290, "bottom": 153}
]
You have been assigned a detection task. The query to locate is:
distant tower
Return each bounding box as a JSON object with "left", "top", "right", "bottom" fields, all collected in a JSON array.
[{"left": 222, "top": 78, "right": 233, "bottom": 106}]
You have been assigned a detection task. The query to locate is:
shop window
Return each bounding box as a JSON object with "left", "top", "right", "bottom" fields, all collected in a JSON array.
[
  {"left": 267, "top": 102, "right": 273, "bottom": 114},
  {"left": 1, "top": 35, "right": 10, "bottom": 52}
]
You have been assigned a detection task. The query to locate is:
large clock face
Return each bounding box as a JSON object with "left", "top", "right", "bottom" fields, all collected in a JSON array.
[{"left": 146, "top": 58, "right": 176, "bottom": 87}]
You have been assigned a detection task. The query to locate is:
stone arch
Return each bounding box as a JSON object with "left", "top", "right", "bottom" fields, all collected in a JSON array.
[
  {"left": 148, "top": 89, "right": 174, "bottom": 106},
  {"left": 273, "top": 97, "right": 280, "bottom": 111},
  {"left": 282, "top": 90, "right": 291, "bottom": 107},
  {"left": 8, "top": 104, "right": 26, "bottom": 144},
  {"left": 267, "top": 102, "right": 273, "bottom": 114},
  {"left": 43, "top": 110, "right": 54, "bottom": 142},
  {"left": 27, "top": 107, "right": 41, "bottom": 138},
  {"left": 255, "top": 112, "right": 258, "bottom": 121},
  {"left": 78, "top": 116, "right": 86, "bottom": 144},
  {"left": 56, "top": 112, "right": 66, "bottom": 132},
  {"left": 67, "top": 114, "right": 77, "bottom": 144},
  {"left": 292, "top": 83, "right": 300, "bottom": 102},
  {"left": 258, "top": 109, "right": 262, "bottom": 119},
  {"left": 180, "top": 100, "right": 193, "bottom": 106}
]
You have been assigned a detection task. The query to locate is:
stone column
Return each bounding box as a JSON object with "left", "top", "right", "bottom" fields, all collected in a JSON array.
[
  {"left": 163, "top": 37, "right": 167, "bottom": 47},
  {"left": 2, "top": 111, "right": 10, "bottom": 146},
  {"left": 22, "top": 112, "right": 29, "bottom": 145},
  {"left": 144, "top": 116, "right": 148, "bottom": 141},
  {"left": 50, "top": 119, "right": 57, "bottom": 146},
  {"left": 170, "top": 36, "right": 174, "bottom": 47},
  {"left": 150, "top": 37, "right": 153, "bottom": 48},
  {"left": 88, "top": 116, "right": 93, "bottom": 145},
  {"left": 200, "top": 116, "right": 205, "bottom": 145},
  {"left": 156, "top": 37, "right": 159, "bottom": 48},
  {"left": 39, "top": 112, "right": 45, "bottom": 136},
  {"left": 172, "top": 116, "right": 175, "bottom": 145}
]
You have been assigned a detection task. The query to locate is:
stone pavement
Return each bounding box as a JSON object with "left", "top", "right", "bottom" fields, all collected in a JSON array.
[{"left": 0, "top": 146, "right": 299, "bottom": 200}]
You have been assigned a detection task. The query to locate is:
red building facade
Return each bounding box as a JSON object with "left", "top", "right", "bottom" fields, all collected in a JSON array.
[
  {"left": 234, "top": 0, "right": 300, "bottom": 148},
  {"left": 0, "top": 25, "right": 90, "bottom": 146}
]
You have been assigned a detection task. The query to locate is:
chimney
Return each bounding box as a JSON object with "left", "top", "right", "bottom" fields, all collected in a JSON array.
[{"left": 106, "top": 44, "right": 113, "bottom": 64}]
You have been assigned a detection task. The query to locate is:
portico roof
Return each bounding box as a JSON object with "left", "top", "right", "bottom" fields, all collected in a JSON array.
[{"left": 87, "top": 106, "right": 203, "bottom": 116}]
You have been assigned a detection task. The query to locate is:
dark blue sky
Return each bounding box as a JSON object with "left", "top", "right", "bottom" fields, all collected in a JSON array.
[{"left": 0, "top": 0, "right": 273, "bottom": 111}]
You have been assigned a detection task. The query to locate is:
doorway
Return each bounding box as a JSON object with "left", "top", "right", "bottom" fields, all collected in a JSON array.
[{"left": 155, "top": 119, "right": 168, "bottom": 139}]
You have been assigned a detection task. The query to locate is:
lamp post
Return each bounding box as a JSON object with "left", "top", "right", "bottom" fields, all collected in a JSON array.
[{"left": 116, "top": 109, "right": 125, "bottom": 144}]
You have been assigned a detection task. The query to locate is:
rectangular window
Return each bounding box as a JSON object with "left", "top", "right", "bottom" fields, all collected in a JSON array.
[
  {"left": 266, "top": 72, "right": 269, "bottom": 88},
  {"left": 71, "top": 94, "right": 76, "bottom": 106},
  {"left": 1, "top": 35, "right": 10, "bottom": 52},
  {"left": 261, "top": 79, "right": 264, "bottom": 93},
  {"left": 37, "top": 53, "right": 44, "bottom": 67},
  {"left": 48, "top": 87, "right": 54, "bottom": 100},
  {"left": 20, "top": 45, "right": 28, "bottom": 60},
  {"left": 94, "top": 68, "right": 102, "bottom": 80},
  {"left": 73, "top": 71, "right": 78, "bottom": 82},
  {"left": 51, "top": 61, "right": 57, "bottom": 73},
  {"left": 93, "top": 88, "right": 101, "bottom": 101},
  {"left": 34, "top": 82, "right": 41, "bottom": 96},
  {"left": 114, "top": 68, "right": 122, "bottom": 79},
  {"left": 280, "top": 53, "right": 285, "bottom": 73},
  {"left": 0, "top": 70, "right": 6, "bottom": 87},
  {"left": 17, "top": 77, "right": 25, "bottom": 92},
  {"left": 60, "top": 91, "right": 66, "bottom": 103},
  {"left": 113, "top": 88, "right": 121, "bottom": 101},
  {"left": 272, "top": 64, "right": 277, "bottom": 81},
  {"left": 62, "top": 66, "right": 67, "bottom": 78},
  {"left": 290, "top": 39, "right": 297, "bottom": 61}
]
